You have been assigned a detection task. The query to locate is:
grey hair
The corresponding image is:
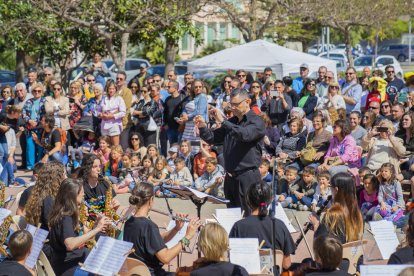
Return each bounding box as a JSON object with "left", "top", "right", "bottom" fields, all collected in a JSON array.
[
  {"left": 290, "top": 107, "right": 305, "bottom": 118},
  {"left": 230, "top": 88, "right": 250, "bottom": 100},
  {"left": 15, "top": 82, "right": 27, "bottom": 92},
  {"left": 168, "top": 80, "right": 179, "bottom": 90},
  {"left": 44, "top": 67, "right": 54, "bottom": 73},
  {"left": 93, "top": 83, "right": 104, "bottom": 92}
]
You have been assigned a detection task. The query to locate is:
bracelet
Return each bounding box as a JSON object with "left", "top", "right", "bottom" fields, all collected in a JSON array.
[{"left": 181, "top": 237, "right": 190, "bottom": 249}]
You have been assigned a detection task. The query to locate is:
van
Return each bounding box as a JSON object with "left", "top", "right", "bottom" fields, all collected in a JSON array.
[{"left": 378, "top": 44, "right": 414, "bottom": 62}]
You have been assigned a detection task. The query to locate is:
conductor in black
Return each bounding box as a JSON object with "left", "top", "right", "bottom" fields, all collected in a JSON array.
[{"left": 195, "top": 88, "right": 265, "bottom": 215}]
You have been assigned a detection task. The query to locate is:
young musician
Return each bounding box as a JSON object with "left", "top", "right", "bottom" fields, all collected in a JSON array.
[
  {"left": 229, "top": 181, "right": 296, "bottom": 271},
  {"left": 313, "top": 203, "right": 347, "bottom": 244},
  {"left": 388, "top": 210, "right": 414, "bottom": 264},
  {"left": 123, "top": 182, "right": 201, "bottom": 276},
  {"left": 190, "top": 223, "right": 248, "bottom": 276},
  {"left": 306, "top": 235, "right": 352, "bottom": 276},
  {"left": 0, "top": 230, "right": 35, "bottom": 276},
  {"left": 48, "top": 178, "right": 111, "bottom": 275},
  {"left": 24, "top": 161, "right": 66, "bottom": 230},
  {"left": 79, "top": 154, "right": 120, "bottom": 220},
  {"left": 309, "top": 172, "right": 363, "bottom": 243}
]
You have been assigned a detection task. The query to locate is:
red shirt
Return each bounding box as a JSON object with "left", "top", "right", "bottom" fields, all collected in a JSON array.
[{"left": 193, "top": 151, "right": 217, "bottom": 177}]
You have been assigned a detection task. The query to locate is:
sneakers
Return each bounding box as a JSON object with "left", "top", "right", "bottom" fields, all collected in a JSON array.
[
  {"left": 291, "top": 204, "right": 298, "bottom": 209},
  {"left": 373, "top": 213, "right": 383, "bottom": 221},
  {"left": 302, "top": 205, "right": 309, "bottom": 211}
]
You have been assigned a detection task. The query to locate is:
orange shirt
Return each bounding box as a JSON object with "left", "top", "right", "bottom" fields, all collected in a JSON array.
[{"left": 193, "top": 151, "right": 217, "bottom": 176}]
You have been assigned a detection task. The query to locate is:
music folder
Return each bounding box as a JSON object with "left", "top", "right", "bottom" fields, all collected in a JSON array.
[
  {"left": 25, "top": 224, "right": 49, "bottom": 269},
  {"left": 163, "top": 185, "right": 229, "bottom": 204}
]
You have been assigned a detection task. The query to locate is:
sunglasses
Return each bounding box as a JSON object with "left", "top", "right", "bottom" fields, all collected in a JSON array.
[
  {"left": 368, "top": 106, "right": 379, "bottom": 109},
  {"left": 381, "top": 105, "right": 390, "bottom": 108},
  {"left": 116, "top": 78, "right": 124, "bottom": 81},
  {"left": 386, "top": 71, "right": 395, "bottom": 73},
  {"left": 131, "top": 137, "right": 139, "bottom": 141},
  {"left": 237, "top": 74, "right": 246, "bottom": 77},
  {"left": 87, "top": 79, "right": 95, "bottom": 82},
  {"left": 345, "top": 72, "right": 354, "bottom": 75},
  {"left": 329, "top": 86, "right": 339, "bottom": 90},
  {"left": 33, "top": 89, "right": 42, "bottom": 93},
  {"left": 194, "top": 86, "right": 203, "bottom": 89},
  {"left": 251, "top": 85, "right": 260, "bottom": 88},
  {"left": 54, "top": 88, "right": 62, "bottom": 91}
]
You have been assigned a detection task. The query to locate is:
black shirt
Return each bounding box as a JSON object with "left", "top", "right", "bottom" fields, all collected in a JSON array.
[
  {"left": 386, "top": 78, "right": 405, "bottom": 103},
  {"left": 49, "top": 216, "right": 88, "bottom": 275},
  {"left": 0, "top": 259, "right": 32, "bottom": 276},
  {"left": 0, "top": 112, "right": 18, "bottom": 132},
  {"left": 229, "top": 215, "right": 296, "bottom": 256},
  {"left": 83, "top": 179, "right": 116, "bottom": 218},
  {"left": 123, "top": 216, "right": 166, "bottom": 275},
  {"left": 40, "top": 129, "right": 61, "bottom": 152},
  {"left": 18, "top": 186, "right": 34, "bottom": 209},
  {"left": 200, "top": 110, "right": 265, "bottom": 173},
  {"left": 190, "top": 261, "right": 249, "bottom": 276},
  {"left": 314, "top": 223, "right": 347, "bottom": 245},
  {"left": 388, "top": 247, "right": 414, "bottom": 264},
  {"left": 40, "top": 196, "right": 54, "bottom": 231},
  {"left": 163, "top": 94, "right": 186, "bottom": 129},
  {"left": 306, "top": 269, "right": 352, "bottom": 276}
]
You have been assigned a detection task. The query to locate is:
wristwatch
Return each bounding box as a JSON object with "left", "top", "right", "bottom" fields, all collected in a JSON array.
[{"left": 181, "top": 237, "right": 190, "bottom": 249}]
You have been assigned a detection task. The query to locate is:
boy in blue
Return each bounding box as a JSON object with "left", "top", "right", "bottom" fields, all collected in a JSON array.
[
  {"left": 279, "top": 166, "right": 300, "bottom": 207},
  {"left": 289, "top": 166, "right": 318, "bottom": 211},
  {"left": 259, "top": 160, "right": 272, "bottom": 184}
]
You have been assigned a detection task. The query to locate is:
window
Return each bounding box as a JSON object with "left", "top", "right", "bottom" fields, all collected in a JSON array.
[
  {"left": 376, "top": 58, "right": 393, "bottom": 66},
  {"left": 181, "top": 33, "right": 190, "bottom": 51},
  {"left": 0, "top": 72, "right": 15, "bottom": 83},
  {"left": 125, "top": 60, "right": 142, "bottom": 71}
]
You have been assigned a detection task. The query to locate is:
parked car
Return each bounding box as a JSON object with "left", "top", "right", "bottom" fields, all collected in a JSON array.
[
  {"left": 0, "top": 70, "right": 16, "bottom": 88},
  {"left": 318, "top": 51, "right": 348, "bottom": 72},
  {"left": 108, "top": 58, "right": 151, "bottom": 82},
  {"left": 307, "top": 44, "right": 336, "bottom": 55},
  {"left": 353, "top": 55, "right": 403, "bottom": 78},
  {"left": 146, "top": 64, "right": 188, "bottom": 78},
  {"left": 378, "top": 44, "right": 414, "bottom": 62}
]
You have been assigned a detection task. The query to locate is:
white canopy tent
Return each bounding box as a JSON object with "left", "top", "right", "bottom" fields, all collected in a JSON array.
[{"left": 188, "top": 39, "right": 337, "bottom": 78}]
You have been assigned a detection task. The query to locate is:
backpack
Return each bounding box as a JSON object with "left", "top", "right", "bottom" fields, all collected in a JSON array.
[{"left": 56, "top": 128, "right": 67, "bottom": 145}]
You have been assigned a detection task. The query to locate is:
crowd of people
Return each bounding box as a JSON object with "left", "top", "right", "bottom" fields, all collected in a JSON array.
[{"left": 1, "top": 59, "right": 414, "bottom": 275}]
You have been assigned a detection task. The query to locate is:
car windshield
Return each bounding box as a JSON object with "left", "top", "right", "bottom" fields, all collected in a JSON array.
[{"left": 354, "top": 56, "right": 373, "bottom": 66}]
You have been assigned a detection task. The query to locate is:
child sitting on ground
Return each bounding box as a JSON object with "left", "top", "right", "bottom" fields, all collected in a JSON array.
[
  {"left": 259, "top": 159, "right": 273, "bottom": 184},
  {"left": 94, "top": 136, "right": 111, "bottom": 168},
  {"left": 360, "top": 174, "right": 379, "bottom": 221},
  {"left": 311, "top": 171, "right": 332, "bottom": 212},
  {"left": 167, "top": 157, "right": 193, "bottom": 187},
  {"left": 279, "top": 166, "right": 300, "bottom": 207},
  {"left": 194, "top": 157, "right": 225, "bottom": 197},
  {"left": 148, "top": 156, "right": 169, "bottom": 186},
  {"left": 113, "top": 153, "right": 133, "bottom": 194},
  {"left": 290, "top": 166, "right": 318, "bottom": 211},
  {"left": 70, "top": 130, "right": 97, "bottom": 169},
  {"left": 166, "top": 145, "right": 179, "bottom": 173},
  {"left": 0, "top": 230, "right": 35, "bottom": 275},
  {"left": 104, "top": 145, "right": 123, "bottom": 184}
]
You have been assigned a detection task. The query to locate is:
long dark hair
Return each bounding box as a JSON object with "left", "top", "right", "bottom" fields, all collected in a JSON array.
[
  {"left": 129, "top": 182, "right": 154, "bottom": 210},
  {"left": 246, "top": 181, "right": 272, "bottom": 218},
  {"left": 79, "top": 154, "right": 101, "bottom": 180},
  {"left": 49, "top": 178, "right": 83, "bottom": 229},
  {"left": 404, "top": 210, "right": 414, "bottom": 248},
  {"left": 331, "top": 172, "right": 363, "bottom": 242}
]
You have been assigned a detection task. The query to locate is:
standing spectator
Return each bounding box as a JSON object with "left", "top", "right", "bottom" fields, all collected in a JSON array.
[
  {"left": 128, "top": 78, "right": 141, "bottom": 107},
  {"left": 316, "top": 71, "right": 334, "bottom": 108},
  {"left": 399, "top": 73, "right": 414, "bottom": 104},
  {"left": 325, "top": 81, "right": 346, "bottom": 110},
  {"left": 179, "top": 80, "right": 208, "bottom": 154},
  {"left": 249, "top": 81, "right": 264, "bottom": 109},
  {"left": 26, "top": 68, "right": 38, "bottom": 95},
  {"left": 385, "top": 65, "right": 405, "bottom": 104},
  {"left": 342, "top": 67, "right": 363, "bottom": 114},
  {"left": 298, "top": 79, "right": 318, "bottom": 120},
  {"left": 392, "top": 103, "right": 405, "bottom": 131},
  {"left": 260, "top": 67, "right": 273, "bottom": 84},
  {"left": 395, "top": 112, "right": 414, "bottom": 153},
  {"left": 135, "top": 63, "right": 148, "bottom": 87},
  {"left": 132, "top": 85, "right": 158, "bottom": 146},
  {"left": 0, "top": 85, "right": 14, "bottom": 113},
  {"left": 97, "top": 80, "right": 126, "bottom": 146},
  {"left": 68, "top": 81, "right": 87, "bottom": 128},
  {"left": 82, "top": 74, "right": 96, "bottom": 100},
  {"left": 261, "top": 80, "right": 292, "bottom": 126},
  {"left": 83, "top": 83, "right": 104, "bottom": 133},
  {"left": 316, "top": 66, "right": 327, "bottom": 84},
  {"left": 87, "top": 52, "right": 109, "bottom": 87},
  {"left": 292, "top": 63, "right": 309, "bottom": 93},
  {"left": 116, "top": 71, "right": 133, "bottom": 150},
  {"left": 22, "top": 83, "right": 46, "bottom": 170},
  {"left": 216, "top": 75, "right": 233, "bottom": 112},
  {"left": 380, "top": 100, "right": 393, "bottom": 120},
  {"left": 235, "top": 69, "right": 251, "bottom": 90},
  {"left": 363, "top": 66, "right": 371, "bottom": 78},
  {"left": 359, "top": 76, "right": 370, "bottom": 113},
  {"left": 283, "top": 76, "right": 299, "bottom": 107},
  {"left": 44, "top": 82, "right": 70, "bottom": 131},
  {"left": 163, "top": 80, "right": 186, "bottom": 145},
  {"left": 367, "top": 101, "right": 381, "bottom": 116}
]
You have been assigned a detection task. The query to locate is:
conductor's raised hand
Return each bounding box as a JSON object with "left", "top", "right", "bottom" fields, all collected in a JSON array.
[
  {"left": 194, "top": 115, "right": 207, "bottom": 128},
  {"left": 185, "top": 218, "right": 202, "bottom": 240},
  {"left": 209, "top": 107, "right": 224, "bottom": 124}
]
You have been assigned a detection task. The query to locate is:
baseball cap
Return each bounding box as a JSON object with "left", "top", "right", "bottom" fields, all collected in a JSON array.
[
  {"left": 404, "top": 72, "right": 414, "bottom": 80},
  {"left": 140, "top": 63, "right": 147, "bottom": 69},
  {"left": 300, "top": 63, "right": 309, "bottom": 69},
  {"left": 168, "top": 146, "right": 178, "bottom": 153}
]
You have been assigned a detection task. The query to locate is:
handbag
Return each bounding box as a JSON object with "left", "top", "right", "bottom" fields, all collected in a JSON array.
[
  {"left": 300, "top": 141, "right": 317, "bottom": 165},
  {"left": 147, "top": 116, "right": 157, "bottom": 131}
]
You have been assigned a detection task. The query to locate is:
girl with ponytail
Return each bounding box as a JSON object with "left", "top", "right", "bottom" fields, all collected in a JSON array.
[{"left": 229, "top": 181, "right": 296, "bottom": 271}]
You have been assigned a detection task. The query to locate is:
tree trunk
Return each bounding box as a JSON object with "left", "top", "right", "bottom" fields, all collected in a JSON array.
[
  {"left": 344, "top": 27, "right": 354, "bottom": 67},
  {"left": 119, "top": 32, "right": 130, "bottom": 70},
  {"left": 16, "top": 50, "right": 25, "bottom": 83},
  {"left": 164, "top": 36, "right": 177, "bottom": 80},
  {"left": 250, "top": 0, "right": 257, "bottom": 41}
]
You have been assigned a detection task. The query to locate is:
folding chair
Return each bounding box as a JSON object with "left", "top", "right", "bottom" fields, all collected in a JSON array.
[{"left": 342, "top": 239, "right": 368, "bottom": 275}]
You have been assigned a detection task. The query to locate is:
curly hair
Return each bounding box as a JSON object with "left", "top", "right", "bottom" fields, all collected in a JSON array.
[
  {"left": 79, "top": 154, "right": 101, "bottom": 180},
  {"left": 25, "top": 161, "right": 65, "bottom": 226}
]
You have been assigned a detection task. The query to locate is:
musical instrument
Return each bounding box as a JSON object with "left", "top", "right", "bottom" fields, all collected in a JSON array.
[
  {"left": 150, "top": 208, "right": 191, "bottom": 223},
  {"left": 79, "top": 201, "right": 97, "bottom": 249},
  {"left": 294, "top": 195, "right": 332, "bottom": 248},
  {"left": 0, "top": 215, "right": 13, "bottom": 256},
  {"left": 100, "top": 174, "right": 120, "bottom": 238},
  {"left": 0, "top": 181, "right": 5, "bottom": 207}
]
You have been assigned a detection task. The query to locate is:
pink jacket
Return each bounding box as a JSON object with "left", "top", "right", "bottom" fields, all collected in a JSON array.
[{"left": 325, "top": 135, "right": 361, "bottom": 168}]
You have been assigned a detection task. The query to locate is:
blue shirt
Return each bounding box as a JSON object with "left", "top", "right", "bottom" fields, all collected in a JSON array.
[
  {"left": 160, "top": 89, "right": 170, "bottom": 103},
  {"left": 292, "top": 77, "right": 304, "bottom": 93},
  {"left": 342, "top": 81, "right": 363, "bottom": 113}
]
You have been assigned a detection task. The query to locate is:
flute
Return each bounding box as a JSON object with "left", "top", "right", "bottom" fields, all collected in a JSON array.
[
  {"left": 82, "top": 200, "right": 118, "bottom": 228},
  {"left": 151, "top": 208, "right": 191, "bottom": 223}
]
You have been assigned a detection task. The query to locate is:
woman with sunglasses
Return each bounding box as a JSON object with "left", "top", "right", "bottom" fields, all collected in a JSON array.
[
  {"left": 132, "top": 86, "right": 159, "bottom": 146},
  {"left": 44, "top": 82, "right": 70, "bottom": 131},
  {"left": 298, "top": 79, "right": 318, "bottom": 120},
  {"left": 0, "top": 85, "right": 14, "bottom": 113},
  {"left": 126, "top": 131, "right": 147, "bottom": 159},
  {"left": 235, "top": 69, "right": 251, "bottom": 90},
  {"left": 217, "top": 75, "right": 233, "bottom": 112},
  {"left": 249, "top": 80, "right": 264, "bottom": 109},
  {"left": 326, "top": 81, "right": 346, "bottom": 110}
]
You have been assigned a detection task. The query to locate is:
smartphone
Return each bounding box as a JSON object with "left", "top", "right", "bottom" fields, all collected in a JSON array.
[
  {"left": 377, "top": 127, "right": 388, "bottom": 132},
  {"left": 270, "top": 90, "right": 280, "bottom": 98}
]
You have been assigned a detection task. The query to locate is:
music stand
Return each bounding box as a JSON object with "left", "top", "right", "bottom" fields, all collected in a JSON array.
[{"left": 163, "top": 185, "right": 229, "bottom": 257}]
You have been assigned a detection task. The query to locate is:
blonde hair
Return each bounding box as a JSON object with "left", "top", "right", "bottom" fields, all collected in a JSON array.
[
  {"left": 198, "top": 223, "right": 228, "bottom": 261},
  {"left": 378, "top": 119, "right": 395, "bottom": 133},
  {"left": 111, "top": 144, "right": 124, "bottom": 154},
  {"left": 32, "top": 83, "right": 45, "bottom": 95}
]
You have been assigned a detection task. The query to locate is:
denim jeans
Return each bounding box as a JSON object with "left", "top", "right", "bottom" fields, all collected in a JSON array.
[
  {"left": 166, "top": 128, "right": 180, "bottom": 145},
  {"left": 0, "top": 134, "right": 8, "bottom": 166},
  {"left": 0, "top": 162, "right": 15, "bottom": 186},
  {"left": 292, "top": 194, "right": 313, "bottom": 207},
  {"left": 26, "top": 130, "right": 43, "bottom": 169},
  {"left": 49, "top": 151, "right": 64, "bottom": 163}
]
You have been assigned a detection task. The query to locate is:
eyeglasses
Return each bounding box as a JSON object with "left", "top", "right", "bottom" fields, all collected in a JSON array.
[
  {"left": 131, "top": 137, "right": 139, "bottom": 141},
  {"left": 33, "top": 89, "right": 42, "bottom": 93},
  {"left": 325, "top": 76, "right": 333, "bottom": 80},
  {"left": 345, "top": 72, "right": 354, "bottom": 75},
  {"left": 381, "top": 104, "right": 390, "bottom": 108},
  {"left": 329, "top": 86, "right": 339, "bottom": 90},
  {"left": 230, "top": 99, "right": 247, "bottom": 107},
  {"left": 251, "top": 85, "right": 260, "bottom": 88},
  {"left": 386, "top": 71, "right": 395, "bottom": 74},
  {"left": 154, "top": 79, "right": 161, "bottom": 82},
  {"left": 54, "top": 88, "right": 62, "bottom": 91},
  {"left": 130, "top": 85, "right": 138, "bottom": 89},
  {"left": 87, "top": 79, "right": 95, "bottom": 82},
  {"left": 368, "top": 106, "right": 379, "bottom": 110},
  {"left": 194, "top": 86, "right": 203, "bottom": 89},
  {"left": 307, "top": 83, "right": 316, "bottom": 87},
  {"left": 116, "top": 78, "right": 124, "bottom": 81},
  {"left": 224, "top": 81, "right": 231, "bottom": 84},
  {"left": 237, "top": 74, "right": 246, "bottom": 77}
]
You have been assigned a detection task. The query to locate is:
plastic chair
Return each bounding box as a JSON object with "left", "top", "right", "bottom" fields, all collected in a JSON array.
[
  {"left": 342, "top": 239, "right": 368, "bottom": 275},
  {"left": 36, "top": 250, "right": 56, "bottom": 276},
  {"left": 12, "top": 215, "right": 27, "bottom": 230},
  {"left": 119, "top": 257, "right": 151, "bottom": 276}
]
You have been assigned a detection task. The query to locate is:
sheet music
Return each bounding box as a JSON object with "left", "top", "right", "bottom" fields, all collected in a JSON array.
[
  {"left": 0, "top": 208, "right": 11, "bottom": 224},
  {"left": 274, "top": 204, "right": 297, "bottom": 233},
  {"left": 215, "top": 208, "right": 242, "bottom": 234},
  {"left": 360, "top": 265, "right": 414, "bottom": 276},
  {"left": 186, "top": 187, "right": 208, "bottom": 199},
  {"left": 25, "top": 224, "right": 37, "bottom": 236},
  {"left": 81, "top": 236, "right": 133, "bottom": 276},
  {"left": 229, "top": 238, "right": 261, "bottom": 274},
  {"left": 25, "top": 226, "right": 48, "bottom": 269},
  {"left": 165, "top": 220, "right": 189, "bottom": 249},
  {"left": 369, "top": 220, "right": 400, "bottom": 259}
]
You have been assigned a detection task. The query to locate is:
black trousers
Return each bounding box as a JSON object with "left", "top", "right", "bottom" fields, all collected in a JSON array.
[
  {"left": 224, "top": 168, "right": 261, "bottom": 216},
  {"left": 19, "top": 133, "right": 27, "bottom": 168}
]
